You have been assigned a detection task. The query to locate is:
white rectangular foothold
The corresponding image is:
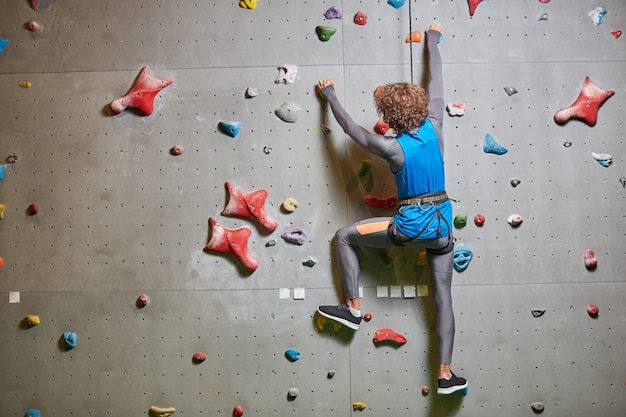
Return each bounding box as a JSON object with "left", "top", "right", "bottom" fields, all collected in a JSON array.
[
  {"left": 279, "top": 288, "right": 290, "bottom": 299},
  {"left": 293, "top": 288, "right": 305, "bottom": 300},
  {"left": 417, "top": 285, "right": 429, "bottom": 297},
  {"left": 389, "top": 285, "right": 402, "bottom": 298},
  {"left": 9, "top": 291, "right": 20, "bottom": 303},
  {"left": 403, "top": 285, "right": 416, "bottom": 298},
  {"left": 377, "top": 286, "right": 388, "bottom": 297}
]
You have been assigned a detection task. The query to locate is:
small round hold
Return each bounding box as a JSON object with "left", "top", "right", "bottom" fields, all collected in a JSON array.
[
  {"left": 473, "top": 213, "right": 485, "bottom": 227},
  {"left": 233, "top": 405, "right": 244, "bottom": 417},
  {"left": 27, "top": 203, "right": 39, "bottom": 215},
  {"left": 620, "top": 177, "right": 626, "bottom": 188},
  {"left": 363, "top": 312, "right": 372, "bottom": 322},
  {"left": 170, "top": 145, "right": 184, "bottom": 155},
  {"left": 507, "top": 214, "right": 523, "bottom": 227},
  {"left": 136, "top": 293, "right": 150, "bottom": 308},
  {"left": 263, "top": 145, "right": 272, "bottom": 154},
  {"left": 321, "top": 123, "right": 332, "bottom": 134},
  {"left": 587, "top": 304, "right": 599, "bottom": 317},
  {"left": 531, "top": 402, "right": 545, "bottom": 413},
  {"left": 563, "top": 139, "right": 572, "bottom": 148},
  {"left": 421, "top": 386, "right": 430, "bottom": 396},
  {"left": 583, "top": 249, "right": 597, "bottom": 270},
  {"left": 7, "top": 153, "right": 19, "bottom": 163},
  {"left": 27, "top": 20, "right": 41, "bottom": 31},
  {"left": 510, "top": 178, "right": 521, "bottom": 187},
  {"left": 193, "top": 351, "right": 207, "bottom": 362},
  {"left": 282, "top": 197, "right": 299, "bottom": 213},
  {"left": 287, "top": 387, "right": 299, "bottom": 398},
  {"left": 327, "top": 370, "right": 336, "bottom": 378}
]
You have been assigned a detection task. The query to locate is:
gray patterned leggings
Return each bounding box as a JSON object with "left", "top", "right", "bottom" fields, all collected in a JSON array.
[{"left": 334, "top": 216, "right": 455, "bottom": 364}]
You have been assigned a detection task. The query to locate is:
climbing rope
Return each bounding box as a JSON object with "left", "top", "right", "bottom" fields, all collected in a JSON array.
[{"left": 408, "top": 0, "right": 414, "bottom": 83}]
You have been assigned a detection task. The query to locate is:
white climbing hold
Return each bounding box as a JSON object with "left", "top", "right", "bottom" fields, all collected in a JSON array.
[
  {"left": 591, "top": 152, "right": 612, "bottom": 167},
  {"left": 275, "top": 64, "right": 298, "bottom": 85},
  {"left": 446, "top": 103, "right": 466, "bottom": 116}
]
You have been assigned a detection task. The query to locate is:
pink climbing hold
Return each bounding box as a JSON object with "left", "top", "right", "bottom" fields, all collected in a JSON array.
[
  {"left": 354, "top": 11, "right": 368, "bottom": 26},
  {"left": 467, "top": 0, "right": 483, "bottom": 16},
  {"left": 364, "top": 195, "right": 398, "bottom": 209},
  {"left": 611, "top": 30, "right": 622, "bottom": 38},
  {"left": 27, "top": 21, "right": 40, "bottom": 32},
  {"left": 193, "top": 352, "right": 207, "bottom": 362},
  {"left": 136, "top": 293, "right": 150, "bottom": 307},
  {"left": 204, "top": 217, "right": 259, "bottom": 272},
  {"left": 373, "top": 328, "right": 407, "bottom": 345},
  {"left": 110, "top": 66, "right": 173, "bottom": 116},
  {"left": 554, "top": 77, "right": 614, "bottom": 127},
  {"left": 584, "top": 249, "right": 597, "bottom": 270},
  {"left": 170, "top": 145, "right": 184, "bottom": 155},
  {"left": 374, "top": 119, "right": 390, "bottom": 135},
  {"left": 31, "top": 0, "right": 39, "bottom": 10},
  {"left": 221, "top": 182, "right": 278, "bottom": 232}
]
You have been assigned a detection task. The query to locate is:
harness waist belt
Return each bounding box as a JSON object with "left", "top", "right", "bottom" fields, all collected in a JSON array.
[{"left": 399, "top": 191, "right": 448, "bottom": 206}]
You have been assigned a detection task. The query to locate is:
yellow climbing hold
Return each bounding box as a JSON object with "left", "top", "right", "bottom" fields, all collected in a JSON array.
[
  {"left": 20, "top": 82, "right": 31, "bottom": 88},
  {"left": 149, "top": 406, "right": 176, "bottom": 417},
  {"left": 0, "top": 204, "right": 6, "bottom": 220},
  {"left": 239, "top": 0, "right": 258, "bottom": 9},
  {"left": 25, "top": 315, "right": 41, "bottom": 327},
  {"left": 317, "top": 314, "right": 342, "bottom": 332},
  {"left": 353, "top": 402, "right": 366, "bottom": 411},
  {"left": 282, "top": 197, "right": 299, "bottom": 213}
]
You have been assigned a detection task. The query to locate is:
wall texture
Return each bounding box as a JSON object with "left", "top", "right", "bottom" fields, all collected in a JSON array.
[{"left": 1, "top": 1, "right": 624, "bottom": 416}]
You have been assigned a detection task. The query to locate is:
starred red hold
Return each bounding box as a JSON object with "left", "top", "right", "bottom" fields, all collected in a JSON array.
[
  {"left": 467, "top": 0, "right": 483, "bottom": 17},
  {"left": 554, "top": 77, "right": 614, "bottom": 127},
  {"left": 204, "top": 217, "right": 259, "bottom": 271},
  {"left": 110, "top": 66, "right": 173, "bottom": 116},
  {"left": 373, "top": 328, "right": 407, "bottom": 345},
  {"left": 221, "top": 182, "right": 278, "bottom": 232}
]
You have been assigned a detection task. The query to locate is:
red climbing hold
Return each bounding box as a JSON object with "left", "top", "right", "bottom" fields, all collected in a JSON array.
[
  {"left": 554, "top": 77, "right": 614, "bottom": 127},
  {"left": 373, "top": 328, "right": 407, "bottom": 345},
  {"left": 587, "top": 304, "right": 599, "bottom": 317},
  {"left": 473, "top": 213, "right": 485, "bottom": 227},
  {"left": 584, "top": 249, "right": 597, "bottom": 270},
  {"left": 193, "top": 352, "right": 207, "bottom": 362},
  {"left": 374, "top": 118, "right": 390, "bottom": 135},
  {"left": 467, "top": 0, "right": 483, "bottom": 16},
  {"left": 233, "top": 405, "right": 244, "bottom": 417},
  {"left": 611, "top": 30, "right": 622, "bottom": 38},
  {"left": 110, "top": 66, "right": 173, "bottom": 116},
  {"left": 364, "top": 195, "right": 398, "bottom": 209},
  {"left": 354, "top": 11, "right": 368, "bottom": 26},
  {"left": 136, "top": 293, "right": 150, "bottom": 307},
  {"left": 363, "top": 312, "right": 372, "bottom": 322},
  {"left": 221, "top": 182, "right": 277, "bottom": 232},
  {"left": 31, "top": 0, "right": 39, "bottom": 10},
  {"left": 204, "top": 217, "right": 259, "bottom": 272},
  {"left": 27, "top": 203, "right": 39, "bottom": 215}
]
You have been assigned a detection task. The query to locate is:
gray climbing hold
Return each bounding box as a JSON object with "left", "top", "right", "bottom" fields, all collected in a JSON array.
[
  {"left": 504, "top": 87, "right": 518, "bottom": 96},
  {"left": 245, "top": 87, "right": 259, "bottom": 98},
  {"left": 538, "top": 13, "right": 549, "bottom": 21},
  {"left": 287, "top": 387, "right": 300, "bottom": 398},
  {"left": 302, "top": 257, "right": 317, "bottom": 267},
  {"left": 265, "top": 239, "right": 277, "bottom": 247},
  {"left": 531, "top": 309, "right": 546, "bottom": 317},
  {"left": 510, "top": 178, "right": 521, "bottom": 187},
  {"left": 275, "top": 102, "right": 301, "bottom": 123},
  {"left": 531, "top": 402, "right": 545, "bottom": 413},
  {"left": 483, "top": 133, "right": 508, "bottom": 155}
]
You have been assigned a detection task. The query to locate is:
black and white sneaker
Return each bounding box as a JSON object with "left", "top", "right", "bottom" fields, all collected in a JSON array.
[
  {"left": 317, "top": 304, "right": 362, "bottom": 330},
  {"left": 437, "top": 372, "right": 468, "bottom": 395}
]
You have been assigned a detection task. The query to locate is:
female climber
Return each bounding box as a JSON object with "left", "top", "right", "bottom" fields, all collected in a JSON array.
[{"left": 316, "top": 22, "right": 468, "bottom": 395}]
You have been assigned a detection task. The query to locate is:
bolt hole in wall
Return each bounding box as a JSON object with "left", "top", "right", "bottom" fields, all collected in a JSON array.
[{"left": 1, "top": 0, "right": 625, "bottom": 416}]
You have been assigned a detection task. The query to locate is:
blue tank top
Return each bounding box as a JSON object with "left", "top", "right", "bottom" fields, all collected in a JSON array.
[{"left": 392, "top": 119, "right": 452, "bottom": 239}]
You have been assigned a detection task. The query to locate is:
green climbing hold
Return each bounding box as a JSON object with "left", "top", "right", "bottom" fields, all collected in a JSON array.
[
  {"left": 453, "top": 213, "right": 468, "bottom": 228},
  {"left": 358, "top": 159, "right": 371, "bottom": 177},
  {"left": 316, "top": 26, "right": 337, "bottom": 42}
]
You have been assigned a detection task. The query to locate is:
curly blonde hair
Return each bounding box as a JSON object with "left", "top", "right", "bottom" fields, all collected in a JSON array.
[{"left": 373, "top": 82, "right": 428, "bottom": 133}]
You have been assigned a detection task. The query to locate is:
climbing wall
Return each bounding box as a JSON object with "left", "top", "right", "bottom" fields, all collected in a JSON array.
[{"left": 0, "top": 0, "right": 624, "bottom": 416}]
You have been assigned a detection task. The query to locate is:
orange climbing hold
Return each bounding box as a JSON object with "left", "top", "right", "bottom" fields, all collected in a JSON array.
[
  {"left": 405, "top": 31, "right": 423, "bottom": 43},
  {"left": 373, "top": 328, "right": 407, "bottom": 345}
]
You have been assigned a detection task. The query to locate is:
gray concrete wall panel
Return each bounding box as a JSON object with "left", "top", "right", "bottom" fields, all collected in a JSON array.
[{"left": 0, "top": 0, "right": 624, "bottom": 416}]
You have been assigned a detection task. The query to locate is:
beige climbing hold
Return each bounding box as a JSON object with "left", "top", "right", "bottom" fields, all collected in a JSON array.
[
  {"left": 282, "top": 197, "right": 299, "bottom": 212},
  {"left": 149, "top": 406, "right": 176, "bottom": 417}
]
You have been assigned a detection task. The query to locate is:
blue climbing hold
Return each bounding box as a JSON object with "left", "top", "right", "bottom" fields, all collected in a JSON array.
[
  {"left": 63, "top": 331, "right": 77, "bottom": 349},
  {"left": 387, "top": 0, "right": 406, "bottom": 9},
  {"left": 26, "top": 410, "right": 41, "bottom": 417},
  {"left": 285, "top": 348, "right": 301, "bottom": 362},
  {"left": 453, "top": 243, "right": 473, "bottom": 272},
  {"left": 483, "top": 133, "right": 508, "bottom": 155},
  {"left": 0, "top": 164, "right": 7, "bottom": 180},
  {"left": 219, "top": 121, "right": 241, "bottom": 137},
  {"left": 0, "top": 38, "right": 9, "bottom": 53}
]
